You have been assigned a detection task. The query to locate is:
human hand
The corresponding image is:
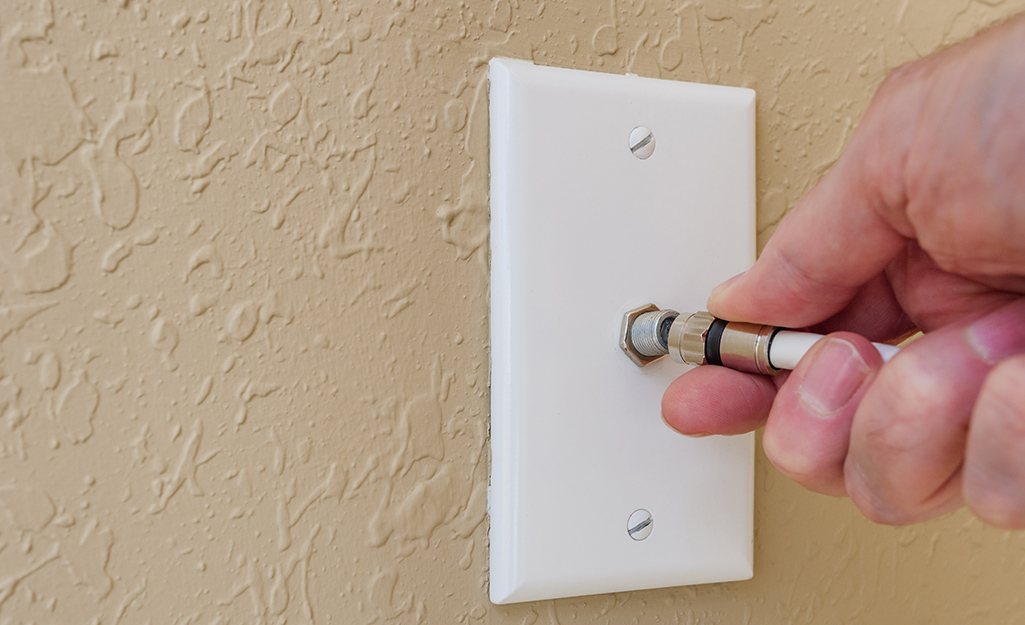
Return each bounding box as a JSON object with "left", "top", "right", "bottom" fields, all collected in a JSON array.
[{"left": 661, "top": 15, "right": 1025, "bottom": 528}]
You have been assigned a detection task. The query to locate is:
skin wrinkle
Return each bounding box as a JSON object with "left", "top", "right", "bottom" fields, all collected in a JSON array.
[
  {"left": 858, "top": 78, "right": 918, "bottom": 238},
  {"left": 882, "top": 341, "right": 973, "bottom": 443},
  {"left": 950, "top": 90, "right": 1002, "bottom": 276},
  {"left": 881, "top": 248, "right": 925, "bottom": 332},
  {"left": 773, "top": 243, "right": 857, "bottom": 314},
  {"left": 843, "top": 455, "right": 912, "bottom": 525},
  {"left": 860, "top": 353, "right": 949, "bottom": 455},
  {"left": 810, "top": 273, "right": 916, "bottom": 342},
  {"left": 903, "top": 82, "right": 969, "bottom": 274},
  {"left": 885, "top": 243, "right": 1015, "bottom": 332},
  {"left": 904, "top": 43, "right": 992, "bottom": 266},
  {"left": 847, "top": 451, "right": 965, "bottom": 526},
  {"left": 866, "top": 64, "right": 932, "bottom": 238}
]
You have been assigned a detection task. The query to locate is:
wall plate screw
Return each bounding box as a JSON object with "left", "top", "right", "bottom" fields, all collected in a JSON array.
[
  {"left": 627, "top": 509, "right": 653, "bottom": 541},
  {"left": 629, "top": 126, "right": 655, "bottom": 159}
]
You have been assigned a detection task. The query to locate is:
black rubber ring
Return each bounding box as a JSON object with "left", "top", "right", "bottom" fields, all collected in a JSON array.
[{"left": 705, "top": 319, "right": 728, "bottom": 366}]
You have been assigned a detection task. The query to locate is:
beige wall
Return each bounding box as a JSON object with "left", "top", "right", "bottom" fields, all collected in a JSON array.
[{"left": 2, "top": 0, "right": 1024, "bottom": 622}]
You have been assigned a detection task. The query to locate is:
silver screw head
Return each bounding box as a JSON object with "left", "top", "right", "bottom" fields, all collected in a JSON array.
[
  {"left": 629, "top": 126, "right": 655, "bottom": 159},
  {"left": 627, "top": 508, "right": 653, "bottom": 541}
]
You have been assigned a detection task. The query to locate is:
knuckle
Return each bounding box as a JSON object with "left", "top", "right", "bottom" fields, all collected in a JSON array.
[
  {"left": 762, "top": 427, "right": 818, "bottom": 486},
  {"left": 925, "top": 246, "right": 967, "bottom": 275},
  {"left": 917, "top": 223, "right": 997, "bottom": 277},
  {"left": 858, "top": 502, "right": 908, "bottom": 526},
  {"left": 965, "top": 357, "right": 1025, "bottom": 529},
  {"left": 845, "top": 464, "right": 911, "bottom": 526},
  {"left": 965, "top": 485, "right": 1025, "bottom": 530},
  {"left": 846, "top": 350, "right": 970, "bottom": 522},
  {"left": 774, "top": 246, "right": 847, "bottom": 308},
  {"left": 876, "top": 61, "right": 917, "bottom": 96},
  {"left": 872, "top": 57, "right": 930, "bottom": 112},
  {"left": 862, "top": 352, "right": 953, "bottom": 453}
]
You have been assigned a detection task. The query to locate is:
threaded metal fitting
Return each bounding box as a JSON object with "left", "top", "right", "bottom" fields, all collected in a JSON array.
[
  {"left": 629, "top": 309, "right": 679, "bottom": 358},
  {"left": 620, "top": 304, "right": 661, "bottom": 367}
]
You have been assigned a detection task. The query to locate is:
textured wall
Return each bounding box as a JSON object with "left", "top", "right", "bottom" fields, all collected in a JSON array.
[{"left": 1, "top": 0, "right": 1025, "bottom": 622}]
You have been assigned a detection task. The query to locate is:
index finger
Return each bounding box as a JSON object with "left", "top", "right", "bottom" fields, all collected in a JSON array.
[{"left": 708, "top": 69, "right": 926, "bottom": 328}]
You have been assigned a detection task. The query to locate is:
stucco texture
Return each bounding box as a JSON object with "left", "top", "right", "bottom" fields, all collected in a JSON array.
[{"left": 1, "top": 0, "right": 1024, "bottom": 622}]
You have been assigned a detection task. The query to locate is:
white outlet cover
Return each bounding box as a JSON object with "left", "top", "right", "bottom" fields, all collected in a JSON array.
[{"left": 488, "top": 58, "right": 756, "bottom": 605}]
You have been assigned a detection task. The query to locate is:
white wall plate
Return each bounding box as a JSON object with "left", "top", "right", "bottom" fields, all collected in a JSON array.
[{"left": 488, "top": 58, "right": 756, "bottom": 605}]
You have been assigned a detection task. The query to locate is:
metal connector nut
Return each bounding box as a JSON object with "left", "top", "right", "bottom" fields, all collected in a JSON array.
[{"left": 668, "top": 311, "right": 714, "bottom": 366}]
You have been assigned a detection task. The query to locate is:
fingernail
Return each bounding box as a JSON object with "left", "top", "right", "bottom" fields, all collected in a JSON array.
[
  {"left": 965, "top": 305, "right": 1025, "bottom": 364},
  {"left": 661, "top": 412, "right": 710, "bottom": 437},
  {"left": 708, "top": 271, "right": 746, "bottom": 302},
  {"left": 797, "top": 338, "right": 870, "bottom": 418}
]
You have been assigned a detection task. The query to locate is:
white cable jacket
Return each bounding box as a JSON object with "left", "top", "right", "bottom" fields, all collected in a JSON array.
[{"left": 768, "top": 330, "right": 901, "bottom": 371}]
